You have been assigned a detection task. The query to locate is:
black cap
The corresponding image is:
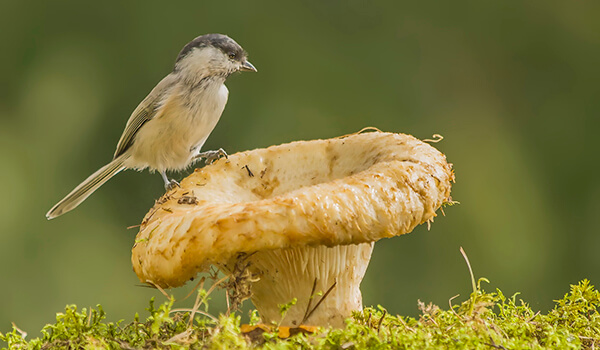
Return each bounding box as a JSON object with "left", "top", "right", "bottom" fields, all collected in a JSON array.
[{"left": 175, "top": 34, "right": 247, "bottom": 64}]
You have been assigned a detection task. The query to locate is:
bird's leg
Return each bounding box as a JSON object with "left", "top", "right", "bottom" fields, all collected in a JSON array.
[
  {"left": 160, "top": 171, "right": 179, "bottom": 191},
  {"left": 194, "top": 148, "right": 228, "bottom": 165}
]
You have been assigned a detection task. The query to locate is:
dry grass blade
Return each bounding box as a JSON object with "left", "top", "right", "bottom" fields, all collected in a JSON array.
[{"left": 460, "top": 247, "right": 477, "bottom": 295}]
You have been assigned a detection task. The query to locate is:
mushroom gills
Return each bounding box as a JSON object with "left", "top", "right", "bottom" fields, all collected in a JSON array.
[{"left": 226, "top": 243, "right": 374, "bottom": 328}]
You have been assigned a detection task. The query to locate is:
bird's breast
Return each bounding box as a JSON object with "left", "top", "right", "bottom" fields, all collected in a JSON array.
[{"left": 127, "top": 81, "right": 229, "bottom": 172}]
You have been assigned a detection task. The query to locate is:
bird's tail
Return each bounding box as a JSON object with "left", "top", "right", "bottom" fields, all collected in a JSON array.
[{"left": 46, "top": 155, "right": 127, "bottom": 220}]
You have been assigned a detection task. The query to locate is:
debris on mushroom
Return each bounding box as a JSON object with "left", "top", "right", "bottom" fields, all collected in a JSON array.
[{"left": 131, "top": 130, "right": 454, "bottom": 328}]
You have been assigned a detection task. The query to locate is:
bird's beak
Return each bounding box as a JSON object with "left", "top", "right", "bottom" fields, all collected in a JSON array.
[{"left": 240, "top": 60, "right": 257, "bottom": 72}]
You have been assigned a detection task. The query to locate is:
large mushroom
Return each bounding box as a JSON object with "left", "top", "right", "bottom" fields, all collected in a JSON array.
[{"left": 131, "top": 130, "right": 454, "bottom": 328}]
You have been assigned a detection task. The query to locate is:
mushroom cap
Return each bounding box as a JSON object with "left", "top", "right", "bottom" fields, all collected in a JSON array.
[{"left": 131, "top": 131, "right": 454, "bottom": 288}]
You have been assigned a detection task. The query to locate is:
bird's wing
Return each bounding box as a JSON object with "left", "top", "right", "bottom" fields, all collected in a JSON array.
[{"left": 113, "top": 74, "right": 177, "bottom": 159}]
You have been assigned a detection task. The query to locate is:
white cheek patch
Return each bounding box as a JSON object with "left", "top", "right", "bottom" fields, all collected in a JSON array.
[{"left": 180, "top": 47, "right": 238, "bottom": 75}]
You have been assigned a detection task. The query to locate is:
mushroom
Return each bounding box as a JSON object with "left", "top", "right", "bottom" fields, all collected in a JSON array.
[{"left": 131, "top": 130, "right": 454, "bottom": 328}]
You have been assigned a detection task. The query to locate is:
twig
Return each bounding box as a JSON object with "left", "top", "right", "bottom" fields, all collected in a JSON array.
[
  {"left": 525, "top": 311, "right": 540, "bottom": 323},
  {"left": 448, "top": 294, "right": 461, "bottom": 318},
  {"left": 301, "top": 278, "right": 319, "bottom": 324},
  {"left": 304, "top": 280, "right": 337, "bottom": 323},
  {"left": 337, "top": 126, "right": 383, "bottom": 139},
  {"left": 396, "top": 315, "right": 416, "bottom": 333},
  {"left": 205, "top": 274, "right": 231, "bottom": 298},
  {"left": 423, "top": 134, "right": 444, "bottom": 143},
  {"left": 484, "top": 335, "right": 508, "bottom": 350},
  {"left": 191, "top": 281, "right": 210, "bottom": 328},
  {"left": 376, "top": 310, "right": 387, "bottom": 333},
  {"left": 225, "top": 289, "right": 231, "bottom": 316},
  {"left": 145, "top": 280, "right": 171, "bottom": 300},
  {"left": 169, "top": 308, "right": 218, "bottom": 324},
  {"left": 182, "top": 277, "right": 206, "bottom": 302}
]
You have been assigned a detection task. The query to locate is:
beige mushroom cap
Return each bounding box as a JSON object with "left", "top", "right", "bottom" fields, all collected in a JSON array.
[
  {"left": 132, "top": 130, "right": 453, "bottom": 287},
  {"left": 131, "top": 130, "right": 453, "bottom": 326}
]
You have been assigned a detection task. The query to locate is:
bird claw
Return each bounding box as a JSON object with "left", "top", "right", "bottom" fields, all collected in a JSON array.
[
  {"left": 165, "top": 179, "right": 180, "bottom": 191},
  {"left": 195, "top": 148, "right": 228, "bottom": 165}
]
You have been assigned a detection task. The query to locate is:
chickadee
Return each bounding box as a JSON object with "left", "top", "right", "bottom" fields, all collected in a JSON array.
[{"left": 46, "top": 33, "right": 256, "bottom": 220}]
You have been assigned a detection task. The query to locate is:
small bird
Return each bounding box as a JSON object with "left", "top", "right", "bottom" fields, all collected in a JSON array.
[{"left": 46, "top": 34, "right": 256, "bottom": 220}]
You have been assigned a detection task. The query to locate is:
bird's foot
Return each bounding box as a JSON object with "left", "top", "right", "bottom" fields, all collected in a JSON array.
[
  {"left": 165, "top": 179, "right": 180, "bottom": 191},
  {"left": 195, "top": 148, "right": 228, "bottom": 165},
  {"left": 160, "top": 171, "right": 180, "bottom": 191}
]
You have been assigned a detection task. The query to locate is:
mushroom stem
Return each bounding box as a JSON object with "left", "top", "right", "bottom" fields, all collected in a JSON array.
[{"left": 231, "top": 243, "right": 373, "bottom": 328}]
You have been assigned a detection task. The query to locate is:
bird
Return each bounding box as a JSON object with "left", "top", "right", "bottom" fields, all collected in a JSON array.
[{"left": 46, "top": 33, "right": 256, "bottom": 220}]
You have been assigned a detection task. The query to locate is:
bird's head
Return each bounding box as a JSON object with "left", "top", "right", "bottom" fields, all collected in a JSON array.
[{"left": 174, "top": 33, "right": 257, "bottom": 79}]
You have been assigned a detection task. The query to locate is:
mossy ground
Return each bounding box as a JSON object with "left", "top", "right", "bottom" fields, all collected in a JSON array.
[{"left": 1, "top": 279, "right": 599, "bottom": 349}]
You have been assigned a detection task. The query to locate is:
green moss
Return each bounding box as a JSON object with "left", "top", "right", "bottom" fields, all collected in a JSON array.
[{"left": 1, "top": 280, "right": 599, "bottom": 349}]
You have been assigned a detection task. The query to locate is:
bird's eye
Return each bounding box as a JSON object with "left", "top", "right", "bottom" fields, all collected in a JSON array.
[{"left": 228, "top": 52, "right": 237, "bottom": 59}]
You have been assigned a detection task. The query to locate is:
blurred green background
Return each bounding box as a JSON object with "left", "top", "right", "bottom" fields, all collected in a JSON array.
[{"left": 1, "top": 0, "right": 599, "bottom": 338}]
